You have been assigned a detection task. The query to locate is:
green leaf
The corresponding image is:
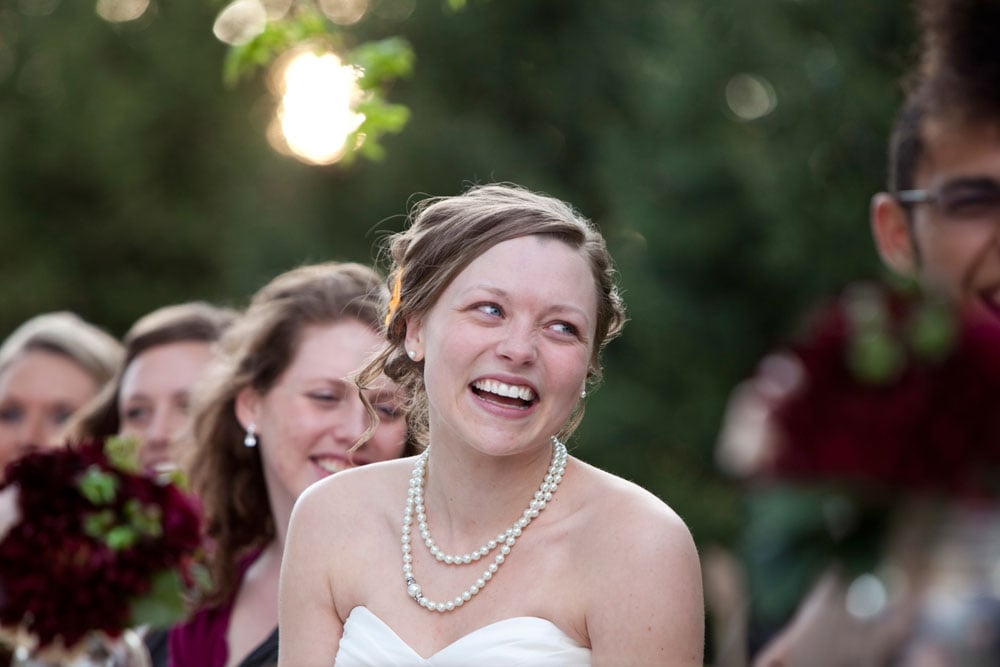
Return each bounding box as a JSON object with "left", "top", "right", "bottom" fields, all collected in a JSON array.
[
  {"left": 223, "top": 7, "right": 336, "bottom": 87},
  {"left": 82, "top": 509, "right": 116, "bottom": 540},
  {"left": 908, "top": 301, "right": 957, "bottom": 363},
  {"left": 848, "top": 330, "right": 905, "bottom": 385},
  {"left": 357, "top": 100, "right": 411, "bottom": 132},
  {"left": 348, "top": 38, "right": 415, "bottom": 89},
  {"left": 124, "top": 498, "right": 163, "bottom": 538},
  {"left": 106, "top": 525, "right": 139, "bottom": 551},
  {"left": 129, "top": 569, "right": 188, "bottom": 629},
  {"left": 104, "top": 435, "right": 141, "bottom": 474},
  {"left": 77, "top": 466, "right": 118, "bottom": 505}
]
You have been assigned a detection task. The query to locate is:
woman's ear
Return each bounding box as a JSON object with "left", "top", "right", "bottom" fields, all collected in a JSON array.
[
  {"left": 403, "top": 316, "right": 424, "bottom": 362},
  {"left": 870, "top": 192, "right": 918, "bottom": 275},
  {"left": 235, "top": 386, "right": 260, "bottom": 431}
]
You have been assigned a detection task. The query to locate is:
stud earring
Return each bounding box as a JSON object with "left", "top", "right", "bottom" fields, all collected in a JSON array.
[
  {"left": 407, "top": 349, "right": 417, "bottom": 360},
  {"left": 580, "top": 389, "right": 587, "bottom": 399},
  {"left": 243, "top": 423, "right": 258, "bottom": 448}
]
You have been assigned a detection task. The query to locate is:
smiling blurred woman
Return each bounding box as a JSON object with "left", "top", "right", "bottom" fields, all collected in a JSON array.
[
  {"left": 167, "top": 262, "right": 412, "bottom": 667},
  {"left": 68, "top": 302, "right": 237, "bottom": 475}
]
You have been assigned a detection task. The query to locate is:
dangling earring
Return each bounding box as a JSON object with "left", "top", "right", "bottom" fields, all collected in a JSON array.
[{"left": 244, "top": 423, "right": 258, "bottom": 448}]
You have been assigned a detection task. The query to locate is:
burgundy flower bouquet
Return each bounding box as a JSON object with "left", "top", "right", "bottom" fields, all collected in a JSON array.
[
  {"left": 0, "top": 436, "right": 202, "bottom": 661},
  {"left": 733, "top": 281, "right": 1000, "bottom": 626},
  {"left": 767, "top": 282, "right": 1000, "bottom": 495}
]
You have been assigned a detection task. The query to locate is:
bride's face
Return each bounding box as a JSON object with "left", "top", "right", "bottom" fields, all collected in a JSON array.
[{"left": 406, "top": 234, "right": 596, "bottom": 455}]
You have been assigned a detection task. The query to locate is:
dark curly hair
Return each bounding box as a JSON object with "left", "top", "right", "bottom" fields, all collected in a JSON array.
[{"left": 887, "top": 0, "right": 1000, "bottom": 195}]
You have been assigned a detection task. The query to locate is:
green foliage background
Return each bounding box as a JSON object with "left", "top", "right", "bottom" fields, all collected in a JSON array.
[{"left": 1, "top": 0, "right": 915, "bottom": 552}]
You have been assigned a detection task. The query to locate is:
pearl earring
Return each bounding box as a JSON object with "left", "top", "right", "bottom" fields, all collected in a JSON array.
[
  {"left": 243, "top": 424, "right": 257, "bottom": 448},
  {"left": 407, "top": 350, "right": 417, "bottom": 360},
  {"left": 580, "top": 389, "right": 587, "bottom": 399}
]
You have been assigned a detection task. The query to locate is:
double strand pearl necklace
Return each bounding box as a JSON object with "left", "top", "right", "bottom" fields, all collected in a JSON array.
[{"left": 401, "top": 436, "right": 568, "bottom": 613}]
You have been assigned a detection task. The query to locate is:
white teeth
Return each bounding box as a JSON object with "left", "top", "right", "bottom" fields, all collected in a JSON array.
[
  {"left": 472, "top": 379, "right": 535, "bottom": 401},
  {"left": 315, "top": 458, "right": 349, "bottom": 474}
]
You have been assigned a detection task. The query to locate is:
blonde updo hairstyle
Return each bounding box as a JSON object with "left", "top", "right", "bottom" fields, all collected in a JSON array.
[{"left": 360, "top": 183, "right": 626, "bottom": 448}]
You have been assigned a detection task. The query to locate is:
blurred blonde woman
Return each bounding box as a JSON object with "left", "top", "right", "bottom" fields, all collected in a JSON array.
[{"left": 0, "top": 311, "right": 122, "bottom": 472}]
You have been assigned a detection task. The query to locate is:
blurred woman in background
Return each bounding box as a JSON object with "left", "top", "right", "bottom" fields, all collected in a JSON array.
[
  {"left": 68, "top": 301, "right": 237, "bottom": 474},
  {"left": 167, "top": 262, "right": 413, "bottom": 667},
  {"left": 0, "top": 311, "right": 122, "bottom": 472}
]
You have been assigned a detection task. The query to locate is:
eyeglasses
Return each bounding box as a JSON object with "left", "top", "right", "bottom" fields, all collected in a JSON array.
[{"left": 896, "top": 177, "right": 1000, "bottom": 222}]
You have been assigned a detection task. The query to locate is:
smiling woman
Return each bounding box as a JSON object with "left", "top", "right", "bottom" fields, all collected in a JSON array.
[
  {"left": 66, "top": 302, "right": 237, "bottom": 476},
  {"left": 165, "top": 262, "right": 412, "bottom": 667},
  {"left": 278, "top": 184, "right": 705, "bottom": 667}
]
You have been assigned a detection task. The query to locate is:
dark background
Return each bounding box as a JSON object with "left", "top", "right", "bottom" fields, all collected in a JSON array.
[{"left": 0, "top": 0, "right": 915, "bottom": 548}]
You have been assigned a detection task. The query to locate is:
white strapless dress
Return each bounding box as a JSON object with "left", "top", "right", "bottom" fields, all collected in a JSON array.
[{"left": 335, "top": 606, "right": 592, "bottom": 666}]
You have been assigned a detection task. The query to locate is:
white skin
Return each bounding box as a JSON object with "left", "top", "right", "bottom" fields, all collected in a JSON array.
[
  {"left": 222, "top": 319, "right": 407, "bottom": 667},
  {"left": 0, "top": 350, "right": 99, "bottom": 471},
  {"left": 278, "top": 235, "right": 704, "bottom": 666},
  {"left": 118, "top": 340, "right": 214, "bottom": 474}
]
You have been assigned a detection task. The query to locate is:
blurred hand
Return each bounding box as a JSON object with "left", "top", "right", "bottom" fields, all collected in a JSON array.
[
  {"left": 752, "top": 569, "right": 913, "bottom": 667},
  {"left": 716, "top": 353, "right": 803, "bottom": 478}
]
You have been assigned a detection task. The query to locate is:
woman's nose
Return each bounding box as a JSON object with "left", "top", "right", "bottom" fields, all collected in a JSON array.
[
  {"left": 494, "top": 323, "right": 537, "bottom": 365},
  {"left": 332, "top": 395, "right": 370, "bottom": 444}
]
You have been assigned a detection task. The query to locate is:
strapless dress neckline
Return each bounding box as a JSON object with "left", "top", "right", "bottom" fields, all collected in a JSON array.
[{"left": 335, "top": 605, "right": 591, "bottom": 666}]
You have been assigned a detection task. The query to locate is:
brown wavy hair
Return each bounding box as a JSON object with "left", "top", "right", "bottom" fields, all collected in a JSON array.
[
  {"left": 358, "top": 183, "right": 627, "bottom": 449},
  {"left": 187, "top": 262, "right": 397, "bottom": 607},
  {"left": 66, "top": 302, "right": 237, "bottom": 441}
]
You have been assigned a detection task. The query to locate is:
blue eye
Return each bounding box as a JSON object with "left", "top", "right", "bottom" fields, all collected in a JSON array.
[
  {"left": 0, "top": 405, "right": 23, "bottom": 423},
  {"left": 376, "top": 404, "right": 403, "bottom": 419},
  {"left": 477, "top": 303, "right": 502, "bottom": 317},
  {"left": 552, "top": 322, "right": 579, "bottom": 336}
]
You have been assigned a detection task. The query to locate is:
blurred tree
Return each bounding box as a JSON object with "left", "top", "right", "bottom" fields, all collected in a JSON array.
[{"left": 0, "top": 0, "right": 914, "bottom": 552}]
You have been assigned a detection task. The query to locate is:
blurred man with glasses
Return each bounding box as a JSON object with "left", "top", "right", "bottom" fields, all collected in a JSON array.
[{"left": 714, "top": 2, "right": 1000, "bottom": 665}]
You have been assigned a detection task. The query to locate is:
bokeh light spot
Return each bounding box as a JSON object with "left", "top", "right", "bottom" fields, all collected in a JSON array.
[
  {"left": 269, "top": 50, "right": 366, "bottom": 166},
  {"left": 725, "top": 73, "right": 777, "bottom": 121},
  {"left": 213, "top": 0, "right": 267, "bottom": 46},
  {"left": 846, "top": 573, "right": 887, "bottom": 620},
  {"left": 95, "top": 0, "right": 150, "bottom": 23},
  {"left": 261, "top": 0, "right": 293, "bottom": 20},
  {"left": 319, "top": 0, "right": 368, "bottom": 26},
  {"left": 373, "top": 0, "right": 414, "bottom": 22}
]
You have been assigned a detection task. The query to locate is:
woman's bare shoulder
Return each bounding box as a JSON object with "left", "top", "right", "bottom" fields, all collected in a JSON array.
[
  {"left": 569, "top": 457, "right": 691, "bottom": 533},
  {"left": 566, "top": 458, "right": 704, "bottom": 662},
  {"left": 291, "top": 456, "right": 416, "bottom": 529}
]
